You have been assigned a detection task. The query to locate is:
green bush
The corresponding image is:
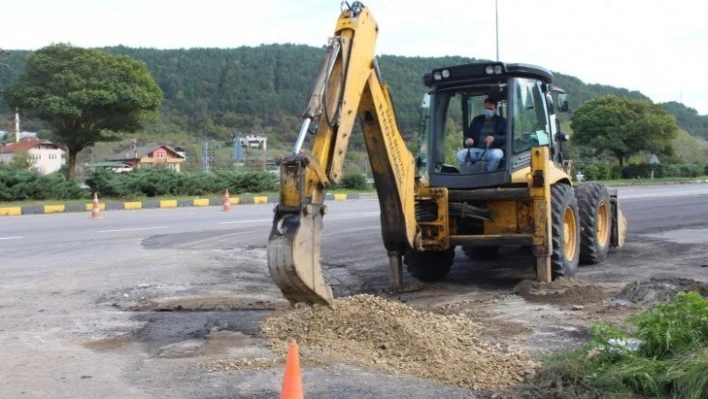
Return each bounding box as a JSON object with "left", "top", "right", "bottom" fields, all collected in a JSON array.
[
  {"left": 581, "top": 164, "right": 601, "bottom": 181},
  {"left": 83, "top": 168, "right": 279, "bottom": 199},
  {"left": 581, "top": 163, "right": 708, "bottom": 181},
  {"left": 527, "top": 291, "right": 708, "bottom": 399},
  {"left": 338, "top": 173, "right": 368, "bottom": 190},
  {"left": 622, "top": 163, "right": 706, "bottom": 179},
  {"left": 579, "top": 164, "right": 619, "bottom": 181},
  {"left": 0, "top": 167, "right": 280, "bottom": 202},
  {"left": 0, "top": 168, "right": 89, "bottom": 201}
]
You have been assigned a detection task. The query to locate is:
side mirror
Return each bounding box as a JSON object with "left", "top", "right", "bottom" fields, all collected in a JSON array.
[
  {"left": 421, "top": 93, "right": 430, "bottom": 109},
  {"left": 555, "top": 132, "right": 569, "bottom": 142}
]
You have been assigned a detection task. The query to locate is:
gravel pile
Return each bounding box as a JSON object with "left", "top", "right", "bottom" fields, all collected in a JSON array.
[{"left": 260, "top": 294, "right": 539, "bottom": 391}]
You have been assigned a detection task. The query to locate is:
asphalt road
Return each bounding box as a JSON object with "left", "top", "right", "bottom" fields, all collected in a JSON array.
[
  {"left": 3, "top": 183, "right": 708, "bottom": 248},
  {"left": 1, "top": 183, "right": 708, "bottom": 399}
]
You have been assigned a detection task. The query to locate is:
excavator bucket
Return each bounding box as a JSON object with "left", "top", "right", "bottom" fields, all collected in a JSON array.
[{"left": 267, "top": 204, "right": 334, "bottom": 307}]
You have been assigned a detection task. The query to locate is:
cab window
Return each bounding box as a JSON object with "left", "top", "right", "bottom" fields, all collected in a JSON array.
[{"left": 511, "top": 78, "right": 550, "bottom": 154}]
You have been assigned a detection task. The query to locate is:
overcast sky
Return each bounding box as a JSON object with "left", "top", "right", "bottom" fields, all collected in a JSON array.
[{"left": 2, "top": 0, "right": 706, "bottom": 115}]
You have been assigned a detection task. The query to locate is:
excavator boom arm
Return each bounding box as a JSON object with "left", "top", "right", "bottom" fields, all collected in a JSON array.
[{"left": 267, "top": 2, "right": 418, "bottom": 306}]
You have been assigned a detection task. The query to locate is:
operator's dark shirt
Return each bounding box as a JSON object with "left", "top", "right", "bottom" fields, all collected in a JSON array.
[{"left": 463, "top": 114, "right": 507, "bottom": 149}]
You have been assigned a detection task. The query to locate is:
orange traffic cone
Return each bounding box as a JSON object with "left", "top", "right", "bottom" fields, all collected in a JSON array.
[
  {"left": 222, "top": 189, "right": 232, "bottom": 212},
  {"left": 280, "top": 340, "right": 303, "bottom": 399},
  {"left": 90, "top": 192, "right": 102, "bottom": 220}
]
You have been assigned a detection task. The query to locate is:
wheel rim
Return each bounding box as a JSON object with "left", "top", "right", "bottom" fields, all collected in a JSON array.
[
  {"left": 563, "top": 206, "right": 578, "bottom": 261},
  {"left": 597, "top": 200, "right": 610, "bottom": 246}
]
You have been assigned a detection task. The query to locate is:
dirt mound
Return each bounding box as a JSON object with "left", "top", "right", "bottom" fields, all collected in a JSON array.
[
  {"left": 260, "top": 294, "right": 539, "bottom": 392},
  {"left": 615, "top": 277, "right": 708, "bottom": 306},
  {"left": 512, "top": 278, "right": 609, "bottom": 306}
]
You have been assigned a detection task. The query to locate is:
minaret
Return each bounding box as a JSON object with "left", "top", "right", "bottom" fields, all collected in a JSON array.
[{"left": 14, "top": 108, "right": 20, "bottom": 142}]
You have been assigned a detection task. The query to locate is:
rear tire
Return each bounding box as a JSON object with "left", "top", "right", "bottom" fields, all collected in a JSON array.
[
  {"left": 404, "top": 247, "right": 456, "bottom": 282},
  {"left": 575, "top": 182, "right": 612, "bottom": 264},
  {"left": 462, "top": 245, "right": 500, "bottom": 260},
  {"left": 551, "top": 183, "right": 580, "bottom": 279}
]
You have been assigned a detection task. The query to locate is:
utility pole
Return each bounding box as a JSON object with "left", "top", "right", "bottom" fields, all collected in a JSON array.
[
  {"left": 202, "top": 139, "right": 210, "bottom": 172},
  {"left": 495, "top": 0, "right": 500, "bottom": 61},
  {"left": 194, "top": 137, "right": 212, "bottom": 173}
]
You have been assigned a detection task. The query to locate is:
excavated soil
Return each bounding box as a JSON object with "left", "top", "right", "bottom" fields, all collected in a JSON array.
[
  {"left": 614, "top": 277, "right": 708, "bottom": 306},
  {"left": 257, "top": 294, "right": 540, "bottom": 391},
  {"left": 512, "top": 278, "right": 611, "bottom": 306}
]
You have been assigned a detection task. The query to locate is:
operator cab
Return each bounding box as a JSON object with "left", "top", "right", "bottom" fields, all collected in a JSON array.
[{"left": 417, "top": 62, "right": 570, "bottom": 189}]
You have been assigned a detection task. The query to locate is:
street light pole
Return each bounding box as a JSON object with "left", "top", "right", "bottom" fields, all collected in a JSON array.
[{"left": 495, "top": 0, "right": 499, "bottom": 61}]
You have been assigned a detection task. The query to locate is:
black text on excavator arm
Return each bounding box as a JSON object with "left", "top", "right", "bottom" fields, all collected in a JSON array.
[{"left": 266, "top": 2, "right": 419, "bottom": 306}]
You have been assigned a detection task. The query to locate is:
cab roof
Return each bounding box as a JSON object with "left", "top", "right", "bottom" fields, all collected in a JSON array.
[{"left": 423, "top": 61, "right": 553, "bottom": 88}]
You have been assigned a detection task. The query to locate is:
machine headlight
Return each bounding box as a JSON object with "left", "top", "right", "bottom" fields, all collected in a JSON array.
[
  {"left": 485, "top": 65, "right": 494, "bottom": 74},
  {"left": 441, "top": 69, "right": 450, "bottom": 78},
  {"left": 494, "top": 65, "right": 502, "bottom": 74},
  {"left": 433, "top": 71, "right": 442, "bottom": 80}
]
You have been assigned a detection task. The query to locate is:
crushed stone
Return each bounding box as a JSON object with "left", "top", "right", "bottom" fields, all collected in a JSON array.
[
  {"left": 512, "top": 278, "right": 609, "bottom": 306},
  {"left": 258, "top": 294, "right": 540, "bottom": 392},
  {"left": 206, "top": 357, "right": 282, "bottom": 372},
  {"left": 614, "top": 277, "right": 708, "bottom": 306}
]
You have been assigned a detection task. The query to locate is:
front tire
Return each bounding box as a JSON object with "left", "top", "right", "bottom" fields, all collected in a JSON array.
[
  {"left": 551, "top": 183, "right": 580, "bottom": 279},
  {"left": 403, "top": 247, "right": 456, "bottom": 282},
  {"left": 575, "top": 182, "right": 612, "bottom": 264}
]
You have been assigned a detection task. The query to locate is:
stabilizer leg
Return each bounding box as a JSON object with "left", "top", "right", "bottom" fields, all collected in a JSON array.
[{"left": 388, "top": 250, "right": 404, "bottom": 291}]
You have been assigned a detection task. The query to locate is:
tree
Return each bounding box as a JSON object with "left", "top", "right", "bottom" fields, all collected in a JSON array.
[
  {"left": 1, "top": 43, "right": 163, "bottom": 179},
  {"left": 8, "top": 150, "right": 36, "bottom": 170},
  {"left": 570, "top": 96, "right": 679, "bottom": 167},
  {"left": 0, "top": 48, "right": 8, "bottom": 68}
]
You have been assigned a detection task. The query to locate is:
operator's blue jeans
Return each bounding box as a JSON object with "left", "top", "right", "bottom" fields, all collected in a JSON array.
[{"left": 456, "top": 147, "right": 504, "bottom": 172}]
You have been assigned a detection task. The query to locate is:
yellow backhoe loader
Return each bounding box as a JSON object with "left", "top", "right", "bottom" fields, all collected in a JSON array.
[{"left": 267, "top": 1, "right": 627, "bottom": 306}]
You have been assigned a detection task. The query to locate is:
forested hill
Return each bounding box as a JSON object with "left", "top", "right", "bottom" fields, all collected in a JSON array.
[{"left": 1, "top": 44, "right": 707, "bottom": 147}]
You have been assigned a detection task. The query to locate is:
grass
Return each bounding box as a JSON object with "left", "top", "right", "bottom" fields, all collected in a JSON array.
[{"left": 523, "top": 291, "right": 708, "bottom": 399}]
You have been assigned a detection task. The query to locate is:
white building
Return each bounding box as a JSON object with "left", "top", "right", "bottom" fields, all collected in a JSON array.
[
  {"left": 0, "top": 137, "right": 66, "bottom": 174},
  {"left": 238, "top": 134, "right": 267, "bottom": 150}
]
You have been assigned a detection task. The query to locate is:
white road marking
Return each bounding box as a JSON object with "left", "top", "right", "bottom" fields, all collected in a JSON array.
[
  {"left": 97, "top": 226, "right": 169, "bottom": 233},
  {"left": 221, "top": 218, "right": 272, "bottom": 225},
  {"left": 0, "top": 236, "right": 23, "bottom": 240}
]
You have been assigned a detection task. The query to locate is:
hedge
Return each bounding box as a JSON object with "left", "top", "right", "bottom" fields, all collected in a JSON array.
[
  {"left": 0, "top": 167, "right": 370, "bottom": 202},
  {"left": 580, "top": 163, "right": 708, "bottom": 181},
  {"left": 83, "top": 168, "right": 281, "bottom": 198},
  {"left": 0, "top": 168, "right": 88, "bottom": 201}
]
